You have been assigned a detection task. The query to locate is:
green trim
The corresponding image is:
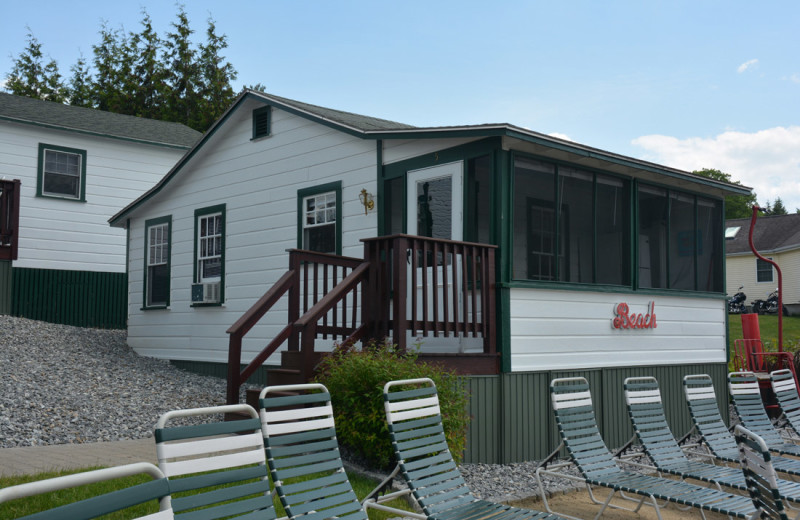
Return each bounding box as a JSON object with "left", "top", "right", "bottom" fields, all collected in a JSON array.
[
  {"left": 192, "top": 204, "right": 226, "bottom": 307},
  {"left": 36, "top": 143, "right": 87, "bottom": 201},
  {"left": 142, "top": 215, "right": 172, "bottom": 310},
  {"left": 723, "top": 198, "right": 729, "bottom": 363},
  {"left": 382, "top": 138, "right": 501, "bottom": 182},
  {"left": 296, "top": 181, "right": 343, "bottom": 255},
  {"left": 0, "top": 114, "right": 191, "bottom": 150},
  {"left": 376, "top": 140, "right": 384, "bottom": 236},
  {"left": 251, "top": 105, "right": 271, "bottom": 139},
  {"left": 501, "top": 279, "right": 727, "bottom": 299}
]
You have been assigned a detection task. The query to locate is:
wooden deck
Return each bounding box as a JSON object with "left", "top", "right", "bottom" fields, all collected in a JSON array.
[{"left": 226, "top": 234, "right": 498, "bottom": 405}]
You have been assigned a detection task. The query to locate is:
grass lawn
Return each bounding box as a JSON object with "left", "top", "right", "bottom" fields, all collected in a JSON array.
[
  {"left": 728, "top": 314, "right": 800, "bottom": 351},
  {"left": 0, "top": 467, "right": 413, "bottom": 520}
]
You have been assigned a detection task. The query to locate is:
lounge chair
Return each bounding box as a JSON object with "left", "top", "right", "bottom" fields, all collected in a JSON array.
[
  {"left": 538, "top": 376, "right": 754, "bottom": 519},
  {"left": 378, "top": 377, "right": 561, "bottom": 520},
  {"left": 735, "top": 425, "right": 791, "bottom": 520},
  {"left": 772, "top": 369, "right": 800, "bottom": 441},
  {"left": 0, "top": 462, "right": 173, "bottom": 519},
  {"left": 258, "top": 383, "right": 368, "bottom": 520},
  {"left": 729, "top": 371, "right": 800, "bottom": 457},
  {"left": 683, "top": 374, "right": 800, "bottom": 477},
  {"left": 624, "top": 376, "right": 800, "bottom": 509},
  {"left": 154, "top": 403, "right": 277, "bottom": 520}
]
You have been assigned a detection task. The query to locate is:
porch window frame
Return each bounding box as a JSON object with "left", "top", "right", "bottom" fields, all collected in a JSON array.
[
  {"left": 297, "top": 181, "right": 342, "bottom": 255},
  {"left": 142, "top": 215, "right": 171, "bottom": 310},
  {"left": 37, "top": 143, "right": 87, "bottom": 201},
  {"left": 192, "top": 204, "right": 226, "bottom": 307},
  {"left": 507, "top": 151, "right": 725, "bottom": 295}
]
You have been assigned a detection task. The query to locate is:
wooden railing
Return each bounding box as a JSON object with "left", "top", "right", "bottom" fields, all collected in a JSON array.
[
  {"left": 226, "top": 236, "right": 498, "bottom": 404},
  {"left": 225, "top": 249, "right": 367, "bottom": 404},
  {"left": 363, "top": 235, "right": 497, "bottom": 355},
  {"left": 0, "top": 179, "right": 20, "bottom": 261}
]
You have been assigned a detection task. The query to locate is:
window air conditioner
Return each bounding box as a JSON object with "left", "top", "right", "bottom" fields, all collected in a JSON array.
[{"left": 191, "top": 282, "right": 220, "bottom": 303}]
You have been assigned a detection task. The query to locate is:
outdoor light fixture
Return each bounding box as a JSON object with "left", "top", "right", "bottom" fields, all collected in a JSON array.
[{"left": 359, "top": 188, "right": 374, "bottom": 215}]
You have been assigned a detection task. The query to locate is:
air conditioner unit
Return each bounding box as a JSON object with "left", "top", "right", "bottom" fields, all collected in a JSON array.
[{"left": 191, "top": 282, "right": 220, "bottom": 303}]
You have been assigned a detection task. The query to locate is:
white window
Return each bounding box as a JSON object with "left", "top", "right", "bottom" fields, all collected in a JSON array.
[
  {"left": 198, "top": 213, "right": 223, "bottom": 282},
  {"left": 303, "top": 191, "right": 337, "bottom": 253},
  {"left": 39, "top": 145, "right": 85, "bottom": 200},
  {"left": 146, "top": 220, "right": 170, "bottom": 307}
]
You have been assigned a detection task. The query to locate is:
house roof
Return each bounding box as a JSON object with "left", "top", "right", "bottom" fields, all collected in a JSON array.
[
  {"left": 0, "top": 92, "right": 201, "bottom": 149},
  {"left": 726, "top": 213, "right": 800, "bottom": 255},
  {"left": 109, "top": 89, "right": 753, "bottom": 226}
]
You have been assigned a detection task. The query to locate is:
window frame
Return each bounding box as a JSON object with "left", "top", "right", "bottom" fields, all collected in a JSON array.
[
  {"left": 297, "top": 181, "right": 342, "bottom": 255},
  {"left": 252, "top": 106, "right": 271, "bottom": 140},
  {"left": 756, "top": 257, "right": 774, "bottom": 283},
  {"left": 142, "top": 215, "right": 171, "bottom": 310},
  {"left": 37, "top": 143, "right": 87, "bottom": 201},
  {"left": 192, "top": 204, "right": 226, "bottom": 307}
]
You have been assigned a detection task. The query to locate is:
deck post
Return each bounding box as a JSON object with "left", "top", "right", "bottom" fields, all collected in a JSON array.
[
  {"left": 288, "top": 251, "right": 300, "bottom": 351},
  {"left": 226, "top": 334, "right": 242, "bottom": 405},
  {"left": 392, "top": 235, "right": 409, "bottom": 351}
]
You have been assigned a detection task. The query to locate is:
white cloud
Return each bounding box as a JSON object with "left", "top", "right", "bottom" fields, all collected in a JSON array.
[
  {"left": 548, "top": 132, "right": 573, "bottom": 142},
  {"left": 737, "top": 59, "right": 759, "bottom": 73},
  {"left": 632, "top": 126, "right": 800, "bottom": 211}
]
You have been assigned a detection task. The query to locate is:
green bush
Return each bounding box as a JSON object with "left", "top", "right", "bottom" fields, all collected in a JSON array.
[{"left": 315, "top": 340, "right": 470, "bottom": 470}]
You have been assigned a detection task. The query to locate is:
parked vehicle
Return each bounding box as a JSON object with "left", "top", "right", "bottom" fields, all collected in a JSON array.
[
  {"left": 728, "top": 285, "right": 748, "bottom": 314},
  {"left": 752, "top": 288, "right": 787, "bottom": 315}
]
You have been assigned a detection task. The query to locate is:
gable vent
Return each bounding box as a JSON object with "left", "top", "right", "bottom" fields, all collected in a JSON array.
[{"left": 252, "top": 106, "right": 271, "bottom": 139}]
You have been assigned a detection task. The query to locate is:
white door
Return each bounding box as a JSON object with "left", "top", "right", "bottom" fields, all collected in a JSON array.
[{"left": 407, "top": 161, "right": 463, "bottom": 241}]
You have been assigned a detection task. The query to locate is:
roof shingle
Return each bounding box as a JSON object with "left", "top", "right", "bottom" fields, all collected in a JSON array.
[{"left": 726, "top": 213, "right": 800, "bottom": 254}]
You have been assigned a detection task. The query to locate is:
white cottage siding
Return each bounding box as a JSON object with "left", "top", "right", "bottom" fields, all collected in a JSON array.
[
  {"left": 126, "top": 101, "right": 379, "bottom": 362},
  {"left": 509, "top": 288, "right": 726, "bottom": 371},
  {"left": 0, "top": 120, "right": 183, "bottom": 272},
  {"left": 382, "top": 137, "right": 482, "bottom": 165}
]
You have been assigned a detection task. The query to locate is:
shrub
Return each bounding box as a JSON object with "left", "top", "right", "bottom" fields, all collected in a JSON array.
[{"left": 315, "top": 339, "right": 470, "bottom": 470}]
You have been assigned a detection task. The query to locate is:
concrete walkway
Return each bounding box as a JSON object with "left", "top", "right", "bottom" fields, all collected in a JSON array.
[{"left": 0, "top": 438, "right": 157, "bottom": 477}]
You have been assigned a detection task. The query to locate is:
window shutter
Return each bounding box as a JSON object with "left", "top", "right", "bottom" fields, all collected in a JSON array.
[{"left": 253, "top": 107, "right": 270, "bottom": 139}]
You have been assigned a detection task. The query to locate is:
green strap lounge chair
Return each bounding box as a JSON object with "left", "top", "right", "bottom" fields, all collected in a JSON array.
[
  {"left": 0, "top": 462, "right": 173, "bottom": 520},
  {"left": 258, "top": 383, "right": 368, "bottom": 520},
  {"left": 683, "top": 374, "right": 800, "bottom": 477},
  {"left": 379, "top": 377, "right": 561, "bottom": 520},
  {"left": 772, "top": 369, "right": 800, "bottom": 441},
  {"left": 154, "top": 403, "right": 277, "bottom": 520},
  {"left": 624, "top": 376, "right": 800, "bottom": 512},
  {"left": 735, "top": 425, "right": 791, "bottom": 520},
  {"left": 729, "top": 371, "right": 800, "bottom": 457},
  {"left": 538, "top": 376, "right": 755, "bottom": 520}
]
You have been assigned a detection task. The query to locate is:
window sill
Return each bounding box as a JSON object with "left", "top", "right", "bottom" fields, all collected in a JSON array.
[
  {"left": 36, "top": 193, "right": 86, "bottom": 202},
  {"left": 250, "top": 135, "right": 271, "bottom": 142},
  {"left": 141, "top": 305, "right": 169, "bottom": 311},
  {"left": 502, "top": 280, "right": 725, "bottom": 299},
  {"left": 191, "top": 302, "right": 224, "bottom": 308}
]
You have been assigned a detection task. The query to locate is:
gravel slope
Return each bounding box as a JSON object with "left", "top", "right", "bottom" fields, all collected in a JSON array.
[{"left": 0, "top": 316, "right": 233, "bottom": 448}]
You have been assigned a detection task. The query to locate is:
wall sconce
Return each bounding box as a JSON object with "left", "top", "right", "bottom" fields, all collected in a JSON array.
[{"left": 358, "top": 188, "right": 375, "bottom": 215}]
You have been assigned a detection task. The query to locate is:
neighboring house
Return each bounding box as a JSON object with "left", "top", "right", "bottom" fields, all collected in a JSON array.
[
  {"left": 110, "top": 89, "right": 749, "bottom": 463},
  {"left": 0, "top": 92, "right": 200, "bottom": 327},
  {"left": 726, "top": 213, "right": 800, "bottom": 315}
]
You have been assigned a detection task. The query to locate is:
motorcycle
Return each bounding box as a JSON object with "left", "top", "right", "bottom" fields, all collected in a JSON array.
[
  {"left": 752, "top": 288, "right": 784, "bottom": 315},
  {"left": 727, "top": 285, "right": 747, "bottom": 314}
]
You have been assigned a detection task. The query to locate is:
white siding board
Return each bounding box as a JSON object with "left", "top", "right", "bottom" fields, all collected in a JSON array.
[
  {"left": 126, "top": 99, "right": 379, "bottom": 362},
  {"left": 382, "top": 137, "right": 483, "bottom": 165},
  {"left": 509, "top": 288, "right": 726, "bottom": 371}
]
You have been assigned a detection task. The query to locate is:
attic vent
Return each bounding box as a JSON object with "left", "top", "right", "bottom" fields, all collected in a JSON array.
[
  {"left": 252, "top": 106, "right": 271, "bottom": 139},
  {"left": 725, "top": 226, "right": 741, "bottom": 239}
]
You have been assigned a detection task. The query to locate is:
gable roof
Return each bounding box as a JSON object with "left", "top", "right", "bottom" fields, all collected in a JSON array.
[
  {"left": 109, "top": 89, "right": 752, "bottom": 226},
  {"left": 726, "top": 213, "right": 800, "bottom": 255},
  {"left": 0, "top": 92, "right": 201, "bottom": 149}
]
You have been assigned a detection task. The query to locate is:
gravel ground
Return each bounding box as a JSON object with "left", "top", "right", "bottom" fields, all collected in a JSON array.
[{"left": 0, "top": 316, "right": 641, "bottom": 503}]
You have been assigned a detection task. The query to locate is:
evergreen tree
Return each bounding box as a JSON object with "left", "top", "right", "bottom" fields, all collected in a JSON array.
[
  {"left": 5, "top": 31, "right": 65, "bottom": 101},
  {"left": 693, "top": 168, "right": 759, "bottom": 219},
  {"left": 162, "top": 5, "right": 199, "bottom": 127},
  {"left": 66, "top": 55, "right": 93, "bottom": 107},
  {"left": 195, "top": 17, "right": 237, "bottom": 131},
  {"left": 131, "top": 10, "right": 166, "bottom": 119},
  {"left": 771, "top": 197, "right": 788, "bottom": 215},
  {"left": 91, "top": 23, "right": 126, "bottom": 112}
]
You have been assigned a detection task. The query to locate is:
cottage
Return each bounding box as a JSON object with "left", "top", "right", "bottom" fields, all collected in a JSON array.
[
  {"left": 110, "top": 90, "right": 750, "bottom": 463},
  {"left": 726, "top": 213, "right": 800, "bottom": 316},
  {"left": 0, "top": 92, "right": 201, "bottom": 327}
]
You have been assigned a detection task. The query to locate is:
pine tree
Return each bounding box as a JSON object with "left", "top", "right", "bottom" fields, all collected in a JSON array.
[
  {"left": 131, "top": 10, "right": 166, "bottom": 119},
  {"left": 4, "top": 31, "right": 66, "bottom": 101},
  {"left": 162, "top": 5, "right": 199, "bottom": 127},
  {"left": 66, "top": 55, "right": 93, "bottom": 107},
  {"left": 195, "top": 16, "right": 237, "bottom": 131},
  {"left": 771, "top": 197, "right": 788, "bottom": 215}
]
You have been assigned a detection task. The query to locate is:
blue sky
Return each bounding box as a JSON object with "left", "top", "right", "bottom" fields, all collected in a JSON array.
[{"left": 2, "top": 1, "right": 799, "bottom": 211}]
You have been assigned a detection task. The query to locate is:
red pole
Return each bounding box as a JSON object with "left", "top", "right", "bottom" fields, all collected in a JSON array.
[{"left": 748, "top": 206, "right": 783, "bottom": 353}]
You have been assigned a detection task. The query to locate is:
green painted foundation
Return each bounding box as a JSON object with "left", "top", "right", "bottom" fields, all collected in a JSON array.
[
  {"left": 0, "top": 261, "right": 11, "bottom": 315},
  {"left": 172, "top": 358, "right": 728, "bottom": 465},
  {"left": 11, "top": 267, "right": 127, "bottom": 329}
]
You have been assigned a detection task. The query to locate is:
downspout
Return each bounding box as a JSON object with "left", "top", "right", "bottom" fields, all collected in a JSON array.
[{"left": 748, "top": 206, "right": 783, "bottom": 352}]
